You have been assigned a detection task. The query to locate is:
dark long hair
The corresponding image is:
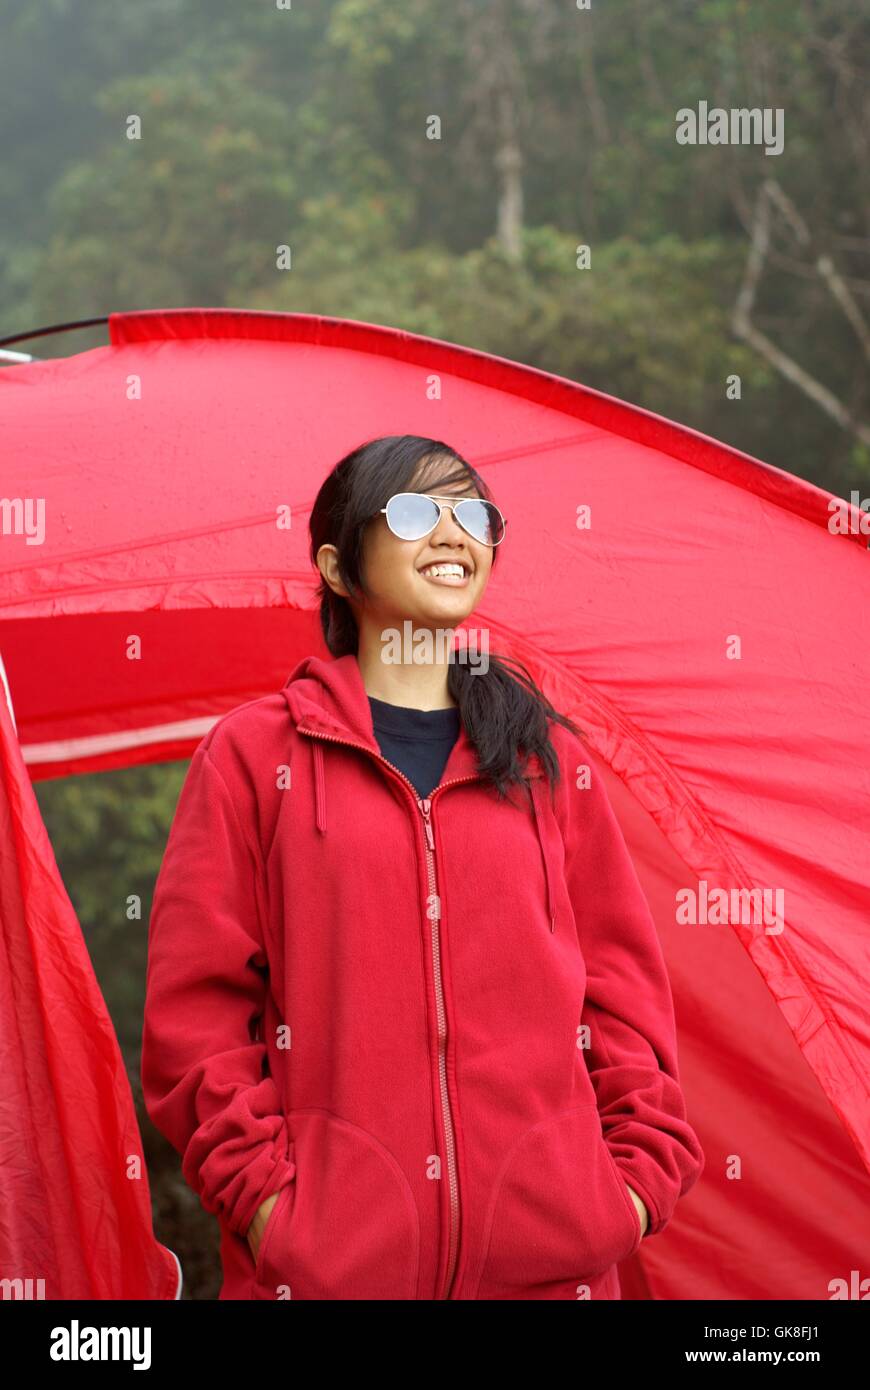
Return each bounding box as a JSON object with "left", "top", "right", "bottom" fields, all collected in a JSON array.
[{"left": 308, "top": 435, "right": 583, "bottom": 804}]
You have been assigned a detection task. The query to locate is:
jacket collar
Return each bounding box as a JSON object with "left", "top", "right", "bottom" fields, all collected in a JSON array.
[{"left": 281, "top": 651, "right": 487, "bottom": 785}]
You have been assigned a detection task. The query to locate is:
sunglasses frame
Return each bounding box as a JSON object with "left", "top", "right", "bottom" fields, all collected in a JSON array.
[{"left": 379, "top": 492, "right": 508, "bottom": 548}]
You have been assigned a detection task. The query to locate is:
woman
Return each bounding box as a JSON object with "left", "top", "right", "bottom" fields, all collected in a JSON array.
[{"left": 141, "top": 434, "right": 704, "bottom": 1300}]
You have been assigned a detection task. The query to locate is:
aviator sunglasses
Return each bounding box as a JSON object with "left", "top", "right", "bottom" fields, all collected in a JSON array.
[{"left": 380, "top": 492, "right": 508, "bottom": 547}]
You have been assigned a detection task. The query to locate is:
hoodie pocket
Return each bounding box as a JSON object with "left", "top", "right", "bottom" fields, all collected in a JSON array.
[
  {"left": 474, "top": 1102, "right": 642, "bottom": 1299},
  {"left": 252, "top": 1109, "right": 420, "bottom": 1300}
]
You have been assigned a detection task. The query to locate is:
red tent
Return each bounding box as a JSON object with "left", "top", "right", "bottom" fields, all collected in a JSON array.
[
  {"left": 0, "top": 676, "right": 181, "bottom": 1300},
  {"left": 1, "top": 307, "right": 868, "bottom": 1300}
]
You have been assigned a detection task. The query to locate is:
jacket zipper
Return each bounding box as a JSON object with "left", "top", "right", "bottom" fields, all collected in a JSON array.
[
  {"left": 297, "top": 724, "right": 477, "bottom": 1301},
  {"left": 417, "top": 794, "right": 460, "bottom": 1303}
]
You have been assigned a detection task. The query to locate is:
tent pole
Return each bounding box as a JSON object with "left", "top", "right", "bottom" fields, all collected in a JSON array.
[{"left": 0, "top": 316, "right": 109, "bottom": 350}]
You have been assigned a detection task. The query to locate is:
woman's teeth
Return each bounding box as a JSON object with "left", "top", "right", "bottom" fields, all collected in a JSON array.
[{"left": 419, "top": 564, "right": 468, "bottom": 585}]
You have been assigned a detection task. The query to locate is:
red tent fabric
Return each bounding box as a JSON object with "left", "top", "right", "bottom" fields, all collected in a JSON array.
[
  {"left": 1, "top": 307, "right": 868, "bottom": 1300},
  {"left": 0, "top": 666, "right": 180, "bottom": 1299}
]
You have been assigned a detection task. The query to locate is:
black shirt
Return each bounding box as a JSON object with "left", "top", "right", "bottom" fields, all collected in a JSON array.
[{"left": 368, "top": 696, "right": 461, "bottom": 801}]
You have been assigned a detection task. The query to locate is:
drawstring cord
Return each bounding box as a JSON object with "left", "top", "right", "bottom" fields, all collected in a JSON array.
[{"left": 313, "top": 741, "right": 327, "bottom": 835}]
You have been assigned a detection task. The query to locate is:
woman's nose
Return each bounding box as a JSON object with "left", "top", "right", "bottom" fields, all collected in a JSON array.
[{"left": 432, "top": 506, "right": 466, "bottom": 544}]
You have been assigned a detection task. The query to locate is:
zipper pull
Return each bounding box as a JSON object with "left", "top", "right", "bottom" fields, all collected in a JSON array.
[{"left": 417, "top": 797, "right": 435, "bottom": 851}]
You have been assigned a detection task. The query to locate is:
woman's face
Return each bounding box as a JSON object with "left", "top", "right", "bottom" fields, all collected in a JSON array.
[
  {"left": 318, "top": 465, "right": 497, "bottom": 642},
  {"left": 358, "top": 474, "right": 495, "bottom": 636}
]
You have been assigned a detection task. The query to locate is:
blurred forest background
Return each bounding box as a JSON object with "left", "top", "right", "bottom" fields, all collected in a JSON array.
[{"left": 3, "top": 0, "right": 868, "bottom": 1297}]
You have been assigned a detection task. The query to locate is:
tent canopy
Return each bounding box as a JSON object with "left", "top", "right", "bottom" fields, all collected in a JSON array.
[{"left": 2, "top": 307, "right": 868, "bottom": 1300}]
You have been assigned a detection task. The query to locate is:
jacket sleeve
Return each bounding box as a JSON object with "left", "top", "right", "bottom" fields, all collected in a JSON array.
[
  {"left": 141, "top": 738, "right": 296, "bottom": 1239},
  {"left": 561, "top": 746, "right": 704, "bottom": 1238}
]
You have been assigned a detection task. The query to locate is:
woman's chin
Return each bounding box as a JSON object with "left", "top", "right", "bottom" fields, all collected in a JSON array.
[{"left": 375, "top": 609, "right": 473, "bottom": 654}]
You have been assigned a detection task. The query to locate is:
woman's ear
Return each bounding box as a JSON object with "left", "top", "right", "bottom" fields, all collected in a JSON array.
[{"left": 317, "top": 543, "right": 353, "bottom": 600}]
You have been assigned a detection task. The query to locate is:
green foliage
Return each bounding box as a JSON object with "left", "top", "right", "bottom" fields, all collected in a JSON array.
[
  {"left": 34, "top": 761, "right": 187, "bottom": 1060},
  {"left": 37, "top": 63, "right": 296, "bottom": 311},
  {"left": 1, "top": 0, "right": 865, "bottom": 484}
]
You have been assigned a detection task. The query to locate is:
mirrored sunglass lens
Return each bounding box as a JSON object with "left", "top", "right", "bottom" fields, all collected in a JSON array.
[
  {"left": 456, "top": 499, "right": 504, "bottom": 544},
  {"left": 387, "top": 493, "right": 439, "bottom": 538}
]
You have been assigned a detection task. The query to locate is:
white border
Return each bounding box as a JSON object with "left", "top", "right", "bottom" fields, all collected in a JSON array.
[
  {"left": 165, "top": 1244, "right": 183, "bottom": 1300},
  {"left": 0, "top": 648, "right": 17, "bottom": 736},
  {"left": 20, "top": 716, "right": 218, "bottom": 764}
]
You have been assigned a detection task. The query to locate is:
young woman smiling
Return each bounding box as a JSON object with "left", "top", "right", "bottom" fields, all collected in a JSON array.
[{"left": 142, "top": 434, "right": 703, "bottom": 1300}]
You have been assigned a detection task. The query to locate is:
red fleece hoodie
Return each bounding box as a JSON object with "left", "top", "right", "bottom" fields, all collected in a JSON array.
[{"left": 141, "top": 652, "right": 703, "bottom": 1300}]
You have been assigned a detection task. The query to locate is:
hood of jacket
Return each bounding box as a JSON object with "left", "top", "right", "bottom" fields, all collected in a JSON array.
[{"left": 280, "top": 652, "right": 560, "bottom": 932}]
